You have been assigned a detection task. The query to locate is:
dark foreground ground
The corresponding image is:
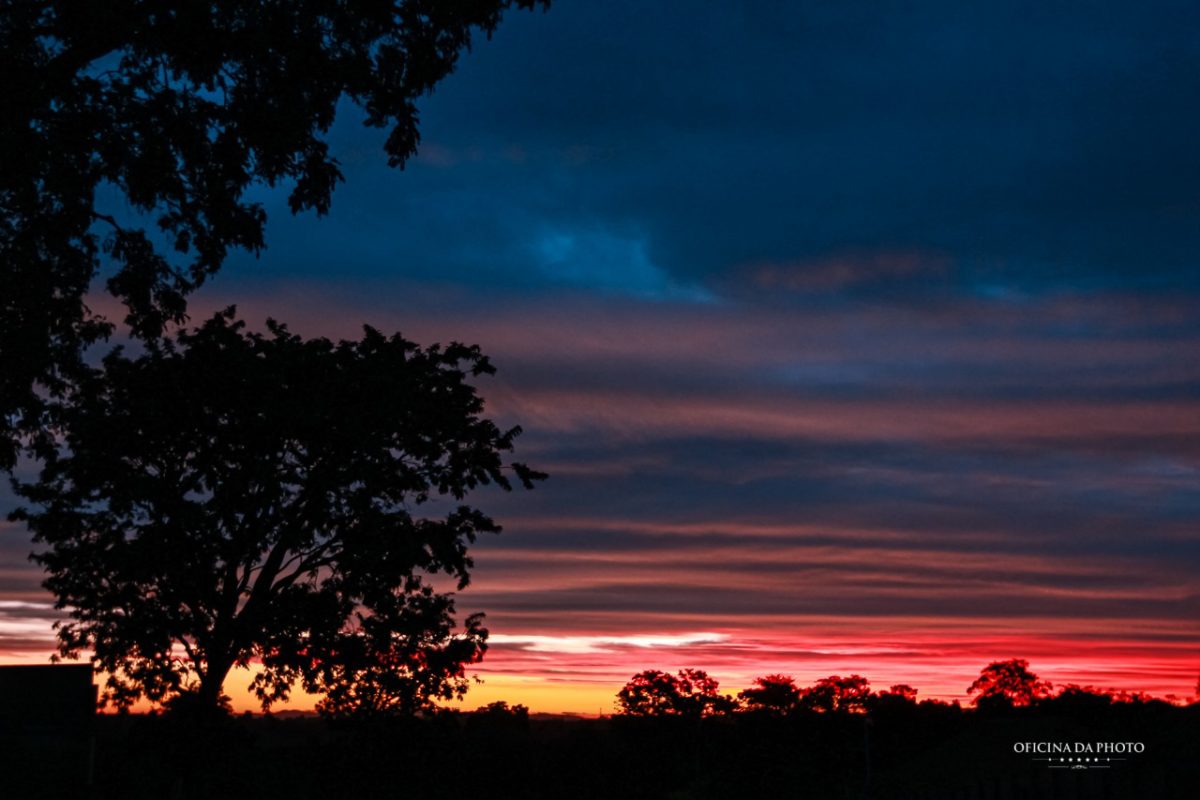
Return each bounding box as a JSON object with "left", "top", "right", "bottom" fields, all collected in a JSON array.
[{"left": 4, "top": 700, "right": 1198, "bottom": 799}]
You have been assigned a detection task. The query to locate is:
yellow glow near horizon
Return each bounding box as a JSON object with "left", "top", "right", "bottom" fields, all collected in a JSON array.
[
  {"left": 448, "top": 675, "right": 617, "bottom": 716},
  {"left": 165, "top": 666, "right": 616, "bottom": 717},
  {"left": 221, "top": 670, "right": 615, "bottom": 717}
]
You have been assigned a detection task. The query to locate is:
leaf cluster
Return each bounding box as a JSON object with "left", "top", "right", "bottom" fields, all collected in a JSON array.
[{"left": 1, "top": 0, "right": 547, "bottom": 466}]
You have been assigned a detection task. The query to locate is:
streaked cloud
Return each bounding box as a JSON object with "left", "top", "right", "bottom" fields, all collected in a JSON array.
[{"left": 488, "top": 632, "right": 729, "bottom": 655}]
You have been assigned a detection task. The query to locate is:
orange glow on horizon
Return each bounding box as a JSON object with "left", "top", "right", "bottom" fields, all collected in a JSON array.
[{"left": 4, "top": 622, "right": 1193, "bottom": 717}]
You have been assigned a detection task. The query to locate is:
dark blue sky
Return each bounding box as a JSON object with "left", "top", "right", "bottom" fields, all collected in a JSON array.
[{"left": 227, "top": 0, "right": 1200, "bottom": 303}]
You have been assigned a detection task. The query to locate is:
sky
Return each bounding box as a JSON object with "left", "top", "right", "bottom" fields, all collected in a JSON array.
[{"left": 3, "top": 0, "right": 1199, "bottom": 713}]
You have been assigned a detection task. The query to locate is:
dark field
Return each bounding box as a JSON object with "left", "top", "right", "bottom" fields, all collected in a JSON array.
[{"left": 5, "top": 701, "right": 1197, "bottom": 799}]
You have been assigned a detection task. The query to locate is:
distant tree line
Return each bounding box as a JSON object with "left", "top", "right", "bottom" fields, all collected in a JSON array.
[{"left": 613, "top": 658, "right": 1192, "bottom": 717}]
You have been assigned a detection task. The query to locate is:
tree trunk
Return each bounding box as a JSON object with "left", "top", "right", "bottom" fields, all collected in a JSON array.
[{"left": 197, "top": 657, "right": 232, "bottom": 712}]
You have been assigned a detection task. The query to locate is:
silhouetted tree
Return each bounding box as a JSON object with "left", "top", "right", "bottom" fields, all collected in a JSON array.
[
  {"left": 1039, "top": 684, "right": 1116, "bottom": 716},
  {"left": 616, "top": 669, "right": 735, "bottom": 717},
  {"left": 867, "top": 683, "right": 918, "bottom": 713},
  {"left": 738, "top": 674, "right": 802, "bottom": 715},
  {"left": 966, "top": 658, "right": 1052, "bottom": 708},
  {"left": 10, "top": 309, "right": 543, "bottom": 713},
  {"left": 885, "top": 684, "right": 917, "bottom": 701},
  {"left": 801, "top": 675, "right": 871, "bottom": 713},
  {"left": 0, "top": 0, "right": 548, "bottom": 468},
  {"left": 473, "top": 700, "right": 530, "bottom": 719},
  {"left": 306, "top": 590, "right": 488, "bottom": 719},
  {"left": 1110, "top": 689, "right": 1158, "bottom": 705}
]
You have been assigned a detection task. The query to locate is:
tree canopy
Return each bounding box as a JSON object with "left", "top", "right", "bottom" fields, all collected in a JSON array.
[
  {"left": 0, "top": 0, "right": 547, "bottom": 468},
  {"left": 799, "top": 674, "right": 871, "bottom": 713},
  {"left": 966, "top": 658, "right": 1053, "bottom": 708},
  {"left": 616, "top": 669, "right": 736, "bottom": 718},
  {"left": 10, "top": 309, "right": 543, "bottom": 712},
  {"left": 737, "top": 674, "right": 802, "bottom": 715}
]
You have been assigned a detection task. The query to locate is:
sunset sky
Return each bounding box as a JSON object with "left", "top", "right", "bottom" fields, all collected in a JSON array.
[{"left": 2, "top": 0, "right": 1198, "bottom": 714}]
